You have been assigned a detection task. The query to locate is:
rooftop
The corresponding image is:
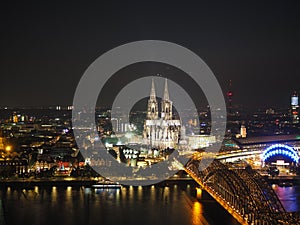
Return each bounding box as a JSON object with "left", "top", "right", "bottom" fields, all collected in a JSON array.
[{"left": 233, "top": 134, "right": 300, "bottom": 146}]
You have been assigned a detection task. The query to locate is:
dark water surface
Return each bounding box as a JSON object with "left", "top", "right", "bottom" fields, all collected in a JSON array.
[
  {"left": 0, "top": 183, "right": 240, "bottom": 225},
  {"left": 272, "top": 184, "right": 300, "bottom": 212},
  {"left": 2, "top": 183, "right": 300, "bottom": 225}
]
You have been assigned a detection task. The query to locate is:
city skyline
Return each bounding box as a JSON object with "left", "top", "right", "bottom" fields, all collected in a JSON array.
[
  {"left": 1, "top": 2, "right": 300, "bottom": 109},
  {"left": 2, "top": 2, "right": 300, "bottom": 225}
]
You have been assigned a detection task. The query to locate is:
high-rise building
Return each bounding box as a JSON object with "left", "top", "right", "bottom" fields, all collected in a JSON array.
[
  {"left": 143, "top": 78, "right": 181, "bottom": 149},
  {"left": 240, "top": 125, "right": 247, "bottom": 138},
  {"left": 227, "top": 80, "right": 233, "bottom": 114},
  {"left": 12, "top": 112, "right": 18, "bottom": 123},
  {"left": 291, "top": 91, "right": 299, "bottom": 124}
]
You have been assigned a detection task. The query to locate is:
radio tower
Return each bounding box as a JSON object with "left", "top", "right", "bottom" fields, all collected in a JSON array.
[{"left": 227, "top": 80, "right": 233, "bottom": 114}]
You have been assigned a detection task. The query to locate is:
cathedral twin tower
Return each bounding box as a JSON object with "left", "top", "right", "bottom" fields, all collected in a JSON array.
[
  {"left": 147, "top": 78, "right": 173, "bottom": 120},
  {"left": 143, "top": 78, "right": 181, "bottom": 149}
]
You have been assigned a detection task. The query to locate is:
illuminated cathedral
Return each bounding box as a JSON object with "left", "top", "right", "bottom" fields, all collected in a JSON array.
[{"left": 143, "top": 78, "right": 181, "bottom": 149}]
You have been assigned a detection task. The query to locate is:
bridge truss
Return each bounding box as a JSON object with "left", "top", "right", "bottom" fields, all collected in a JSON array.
[{"left": 185, "top": 159, "right": 300, "bottom": 225}]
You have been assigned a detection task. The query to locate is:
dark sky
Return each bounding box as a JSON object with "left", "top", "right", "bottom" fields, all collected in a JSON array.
[{"left": 1, "top": 1, "right": 300, "bottom": 109}]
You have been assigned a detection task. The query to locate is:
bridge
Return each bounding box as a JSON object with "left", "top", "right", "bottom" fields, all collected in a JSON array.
[{"left": 185, "top": 159, "right": 300, "bottom": 225}]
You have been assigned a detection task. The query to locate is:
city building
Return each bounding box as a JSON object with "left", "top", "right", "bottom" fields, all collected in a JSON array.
[
  {"left": 143, "top": 79, "right": 181, "bottom": 149},
  {"left": 235, "top": 124, "right": 247, "bottom": 138},
  {"left": 186, "top": 134, "right": 216, "bottom": 149},
  {"left": 291, "top": 91, "right": 299, "bottom": 124},
  {"left": 227, "top": 79, "right": 233, "bottom": 114},
  {"left": 232, "top": 134, "right": 300, "bottom": 152}
]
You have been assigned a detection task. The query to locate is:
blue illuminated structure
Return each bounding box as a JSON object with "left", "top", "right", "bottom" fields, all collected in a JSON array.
[{"left": 262, "top": 144, "right": 299, "bottom": 163}]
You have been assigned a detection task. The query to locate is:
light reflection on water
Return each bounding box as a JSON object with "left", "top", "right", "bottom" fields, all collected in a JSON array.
[
  {"left": 192, "top": 202, "right": 203, "bottom": 225},
  {"left": 0, "top": 183, "right": 240, "bottom": 225},
  {"left": 273, "top": 184, "right": 300, "bottom": 212}
]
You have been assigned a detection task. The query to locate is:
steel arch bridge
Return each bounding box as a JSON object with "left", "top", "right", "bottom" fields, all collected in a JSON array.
[{"left": 185, "top": 159, "right": 299, "bottom": 225}]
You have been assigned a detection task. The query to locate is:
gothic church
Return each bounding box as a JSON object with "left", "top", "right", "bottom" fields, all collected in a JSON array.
[{"left": 143, "top": 79, "right": 181, "bottom": 149}]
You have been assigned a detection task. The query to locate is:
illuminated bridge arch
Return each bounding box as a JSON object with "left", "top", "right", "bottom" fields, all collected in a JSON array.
[{"left": 262, "top": 144, "right": 299, "bottom": 163}]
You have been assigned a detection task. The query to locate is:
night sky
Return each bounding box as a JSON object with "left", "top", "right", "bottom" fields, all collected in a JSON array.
[{"left": 1, "top": 1, "right": 300, "bottom": 109}]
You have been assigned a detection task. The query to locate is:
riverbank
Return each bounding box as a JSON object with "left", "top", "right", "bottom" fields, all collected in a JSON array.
[
  {"left": 0, "top": 174, "right": 298, "bottom": 189},
  {"left": 264, "top": 175, "right": 300, "bottom": 185},
  {"left": 0, "top": 177, "right": 196, "bottom": 189},
  {"left": 0, "top": 178, "right": 98, "bottom": 188}
]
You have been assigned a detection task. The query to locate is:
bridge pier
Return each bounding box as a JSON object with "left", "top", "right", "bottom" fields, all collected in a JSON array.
[{"left": 196, "top": 187, "right": 202, "bottom": 199}]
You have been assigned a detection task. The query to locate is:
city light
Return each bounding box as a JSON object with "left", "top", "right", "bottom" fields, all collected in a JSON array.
[
  {"left": 2, "top": 2, "right": 300, "bottom": 225},
  {"left": 262, "top": 144, "right": 299, "bottom": 163}
]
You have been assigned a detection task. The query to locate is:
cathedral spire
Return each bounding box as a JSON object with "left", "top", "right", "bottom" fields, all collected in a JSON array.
[
  {"left": 163, "top": 78, "right": 169, "bottom": 100},
  {"left": 150, "top": 78, "right": 156, "bottom": 100},
  {"left": 161, "top": 78, "right": 172, "bottom": 120},
  {"left": 147, "top": 78, "right": 158, "bottom": 120}
]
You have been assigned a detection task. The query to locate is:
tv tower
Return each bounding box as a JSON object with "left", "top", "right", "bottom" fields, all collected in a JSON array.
[{"left": 227, "top": 80, "right": 233, "bottom": 114}]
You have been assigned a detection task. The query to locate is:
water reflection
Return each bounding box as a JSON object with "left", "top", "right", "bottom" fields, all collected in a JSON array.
[
  {"left": 137, "top": 186, "right": 143, "bottom": 200},
  {"left": 1, "top": 183, "right": 240, "bottom": 225},
  {"left": 192, "top": 201, "right": 204, "bottom": 225},
  {"left": 273, "top": 184, "right": 300, "bottom": 212},
  {"left": 51, "top": 186, "right": 57, "bottom": 206}
]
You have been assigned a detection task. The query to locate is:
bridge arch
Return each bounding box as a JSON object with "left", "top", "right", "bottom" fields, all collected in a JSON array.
[
  {"left": 262, "top": 144, "right": 299, "bottom": 163},
  {"left": 185, "top": 159, "right": 296, "bottom": 224}
]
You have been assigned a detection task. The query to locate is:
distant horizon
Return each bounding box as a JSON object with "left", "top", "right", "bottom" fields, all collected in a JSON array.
[{"left": 0, "top": 102, "right": 295, "bottom": 112}]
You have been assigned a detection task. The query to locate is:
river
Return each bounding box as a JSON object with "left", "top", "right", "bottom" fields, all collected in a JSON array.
[{"left": 0, "top": 182, "right": 299, "bottom": 225}]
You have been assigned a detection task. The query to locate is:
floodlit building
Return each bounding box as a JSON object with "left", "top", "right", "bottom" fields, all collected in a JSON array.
[
  {"left": 143, "top": 79, "right": 181, "bottom": 149},
  {"left": 187, "top": 135, "right": 216, "bottom": 149}
]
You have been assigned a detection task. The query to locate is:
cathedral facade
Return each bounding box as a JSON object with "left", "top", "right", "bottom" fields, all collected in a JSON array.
[{"left": 143, "top": 79, "right": 181, "bottom": 149}]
